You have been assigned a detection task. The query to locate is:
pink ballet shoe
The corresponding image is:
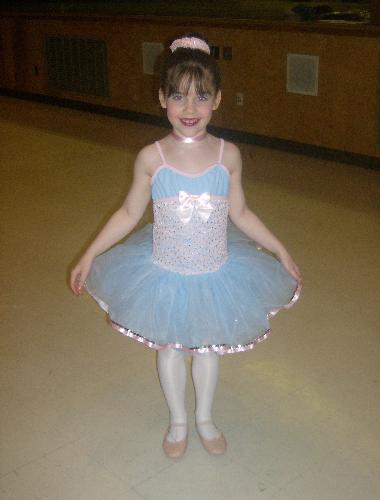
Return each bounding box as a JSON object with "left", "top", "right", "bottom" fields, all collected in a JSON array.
[
  {"left": 196, "top": 420, "right": 227, "bottom": 455},
  {"left": 162, "top": 423, "right": 188, "bottom": 458}
]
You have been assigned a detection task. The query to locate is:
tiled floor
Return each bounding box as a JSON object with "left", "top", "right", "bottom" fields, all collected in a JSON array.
[{"left": 1, "top": 97, "right": 379, "bottom": 499}]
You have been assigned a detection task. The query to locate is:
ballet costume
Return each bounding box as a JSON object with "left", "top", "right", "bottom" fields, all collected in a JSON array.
[{"left": 85, "top": 138, "right": 300, "bottom": 354}]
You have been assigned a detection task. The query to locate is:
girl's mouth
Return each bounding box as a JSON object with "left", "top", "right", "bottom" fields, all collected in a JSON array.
[{"left": 180, "top": 118, "right": 200, "bottom": 127}]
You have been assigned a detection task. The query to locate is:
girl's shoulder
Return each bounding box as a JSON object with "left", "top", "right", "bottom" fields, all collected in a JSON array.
[
  {"left": 134, "top": 142, "right": 162, "bottom": 177},
  {"left": 222, "top": 139, "right": 240, "bottom": 158},
  {"left": 220, "top": 139, "right": 242, "bottom": 174}
]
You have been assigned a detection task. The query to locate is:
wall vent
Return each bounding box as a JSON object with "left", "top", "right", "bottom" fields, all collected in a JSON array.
[
  {"left": 287, "top": 53, "right": 319, "bottom": 96},
  {"left": 142, "top": 42, "right": 164, "bottom": 75},
  {"left": 45, "top": 35, "right": 109, "bottom": 97}
]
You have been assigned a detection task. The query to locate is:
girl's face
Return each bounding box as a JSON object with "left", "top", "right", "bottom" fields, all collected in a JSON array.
[{"left": 159, "top": 80, "right": 221, "bottom": 139}]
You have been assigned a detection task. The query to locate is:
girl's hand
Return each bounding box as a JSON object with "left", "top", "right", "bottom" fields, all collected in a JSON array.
[
  {"left": 70, "top": 255, "right": 93, "bottom": 295},
  {"left": 278, "top": 251, "right": 302, "bottom": 284}
]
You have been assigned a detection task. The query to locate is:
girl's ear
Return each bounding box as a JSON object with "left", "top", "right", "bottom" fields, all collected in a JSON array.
[
  {"left": 212, "top": 90, "right": 222, "bottom": 110},
  {"left": 159, "top": 89, "right": 167, "bottom": 109}
]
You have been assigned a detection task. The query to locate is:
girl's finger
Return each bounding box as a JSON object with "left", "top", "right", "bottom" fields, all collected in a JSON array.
[
  {"left": 71, "top": 271, "right": 82, "bottom": 295},
  {"left": 70, "top": 275, "right": 76, "bottom": 293}
]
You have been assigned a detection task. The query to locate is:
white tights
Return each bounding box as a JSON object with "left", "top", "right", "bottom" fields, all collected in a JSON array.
[{"left": 157, "top": 348, "right": 221, "bottom": 442}]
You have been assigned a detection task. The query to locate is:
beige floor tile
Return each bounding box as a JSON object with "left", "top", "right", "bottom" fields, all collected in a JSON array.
[
  {"left": 269, "top": 449, "right": 380, "bottom": 500},
  {"left": 0, "top": 400, "right": 70, "bottom": 476},
  {"left": 220, "top": 349, "right": 309, "bottom": 409},
  {"left": 72, "top": 426, "right": 175, "bottom": 487},
  {"left": 223, "top": 407, "right": 333, "bottom": 488},
  {"left": 114, "top": 489, "right": 147, "bottom": 500},
  {"left": 134, "top": 450, "right": 279, "bottom": 500},
  {"left": 29, "top": 373, "right": 163, "bottom": 444},
  {"left": 0, "top": 442, "right": 130, "bottom": 500},
  {"left": 272, "top": 383, "right": 379, "bottom": 455}
]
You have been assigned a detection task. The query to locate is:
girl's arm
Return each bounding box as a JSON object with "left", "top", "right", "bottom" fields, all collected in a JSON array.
[
  {"left": 70, "top": 147, "right": 152, "bottom": 294},
  {"left": 227, "top": 144, "right": 301, "bottom": 282}
]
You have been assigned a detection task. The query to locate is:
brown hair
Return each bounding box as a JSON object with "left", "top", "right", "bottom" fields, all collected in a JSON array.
[{"left": 160, "top": 34, "right": 221, "bottom": 97}]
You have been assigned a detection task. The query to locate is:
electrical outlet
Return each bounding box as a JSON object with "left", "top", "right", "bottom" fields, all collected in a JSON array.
[
  {"left": 210, "top": 46, "right": 220, "bottom": 59},
  {"left": 223, "top": 47, "right": 232, "bottom": 60},
  {"left": 236, "top": 92, "right": 244, "bottom": 106}
]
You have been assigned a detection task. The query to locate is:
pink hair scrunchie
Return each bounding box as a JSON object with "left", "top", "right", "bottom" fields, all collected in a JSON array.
[{"left": 170, "top": 37, "right": 210, "bottom": 55}]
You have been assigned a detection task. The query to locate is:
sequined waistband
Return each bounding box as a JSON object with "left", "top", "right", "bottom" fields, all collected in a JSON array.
[{"left": 152, "top": 196, "right": 229, "bottom": 275}]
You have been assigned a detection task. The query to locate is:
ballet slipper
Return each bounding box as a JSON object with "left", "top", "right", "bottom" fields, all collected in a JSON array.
[
  {"left": 162, "top": 422, "right": 188, "bottom": 458},
  {"left": 196, "top": 420, "right": 227, "bottom": 455}
]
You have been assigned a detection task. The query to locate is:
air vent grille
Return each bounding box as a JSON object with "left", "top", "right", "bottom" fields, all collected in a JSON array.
[
  {"left": 45, "top": 35, "right": 109, "bottom": 97},
  {"left": 287, "top": 53, "right": 319, "bottom": 96}
]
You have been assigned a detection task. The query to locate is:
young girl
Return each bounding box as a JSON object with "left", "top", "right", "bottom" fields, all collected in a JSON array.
[{"left": 70, "top": 34, "right": 301, "bottom": 459}]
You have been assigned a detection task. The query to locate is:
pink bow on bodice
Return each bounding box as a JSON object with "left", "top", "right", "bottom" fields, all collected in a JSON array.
[{"left": 175, "top": 191, "right": 214, "bottom": 224}]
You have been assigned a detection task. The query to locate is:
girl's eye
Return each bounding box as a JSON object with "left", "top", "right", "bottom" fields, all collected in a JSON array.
[
  {"left": 198, "top": 94, "right": 210, "bottom": 102},
  {"left": 170, "top": 93, "right": 183, "bottom": 101}
]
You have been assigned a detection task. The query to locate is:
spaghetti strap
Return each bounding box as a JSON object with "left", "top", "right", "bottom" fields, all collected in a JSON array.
[
  {"left": 218, "top": 138, "right": 225, "bottom": 164},
  {"left": 155, "top": 141, "right": 166, "bottom": 165}
]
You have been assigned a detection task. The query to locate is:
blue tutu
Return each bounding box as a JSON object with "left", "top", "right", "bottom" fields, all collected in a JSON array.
[{"left": 85, "top": 139, "right": 300, "bottom": 355}]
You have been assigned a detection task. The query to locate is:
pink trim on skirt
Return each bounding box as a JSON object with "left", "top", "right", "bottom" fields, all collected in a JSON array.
[{"left": 86, "top": 282, "right": 301, "bottom": 355}]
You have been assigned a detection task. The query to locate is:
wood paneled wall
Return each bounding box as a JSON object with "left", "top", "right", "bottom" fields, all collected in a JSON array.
[
  {"left": 0, "top": 12, "right": 379, "bottom": 158},
  {"left": 371, "top": 0, "right": 380, "bottom": 25}
]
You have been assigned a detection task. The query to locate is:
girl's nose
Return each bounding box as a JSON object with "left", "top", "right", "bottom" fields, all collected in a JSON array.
[{"left": 184, "top": 97, "right": 196, "bottom": 113}]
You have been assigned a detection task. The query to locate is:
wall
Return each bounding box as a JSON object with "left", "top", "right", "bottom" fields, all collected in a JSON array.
[
  {"left": 0, "top": 12, "right": 379, "bottom": 158},
  {"left": 371, "top": 0, "right": 380, "bottom": 24}
]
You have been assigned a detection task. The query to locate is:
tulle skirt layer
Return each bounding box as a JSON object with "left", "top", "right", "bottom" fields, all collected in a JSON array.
[{"left": 85, "top": 224, "right": 300, "bottom": 355}]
